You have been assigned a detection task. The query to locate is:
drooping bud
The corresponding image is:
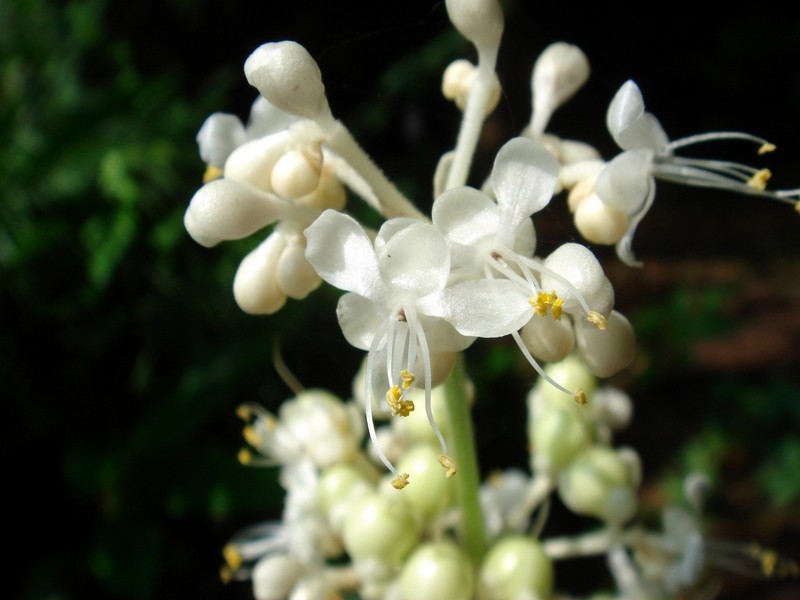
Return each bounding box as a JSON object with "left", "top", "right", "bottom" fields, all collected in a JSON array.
[
  {"left": 575, "top": 310, "right": 636, "bottom": 378},
  {"left": 244, "top": 41, "right": 331, "bottom": 121},
  {"left": 575, "top": 193, "right": 630, "bottom": 245}
]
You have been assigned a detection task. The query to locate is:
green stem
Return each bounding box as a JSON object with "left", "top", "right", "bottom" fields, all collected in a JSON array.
[{"left": 443, "top": 353, "right": 485, "bottom": 564}]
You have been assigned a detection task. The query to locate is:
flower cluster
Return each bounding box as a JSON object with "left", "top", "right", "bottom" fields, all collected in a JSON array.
[{"left": 184, "top": 0, "right": 798, "bottom": 598}]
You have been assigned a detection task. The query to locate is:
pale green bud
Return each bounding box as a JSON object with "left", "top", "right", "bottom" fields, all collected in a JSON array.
[
  {"left": 343, "top": 493, "right": 420, "bottom": 566},
  {"left": 400, "top": 541, "right": 474, "bottom": 600},
  {"left": 478, "top": 536, "right": 554, "bottom": 600},
  {"left": 396, "top": 444, "right": 455, "bottom": 519},
  {"left": 532, "top": 406, "right": 591, "bottom": 473},
  {"left": 318, "top": 464, "right": 373, "bottom": 534},
  {"left": 557, "top": 446, "right": 637, "bottom": 524}
]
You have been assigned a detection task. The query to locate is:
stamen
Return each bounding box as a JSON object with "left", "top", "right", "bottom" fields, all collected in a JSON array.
[
  {"left": 406, "top": 307, "right": 449, "bottom": 458},
  {"left": 587, "top": 310, "right": 608, "bottom": 330},
  {"left": 529, "top": 290, "right": 563, "bottom": 320},
  {"left": 237, "top": 448, "right": 253, "bottom": 465},
  {"left": 223, "top": 543, "right": 243, "bottom": 571},
  {"left": 574, "top": 388, "right": 588, "bottom": 404},
  {"left": 759, "top": 142, "right": 776, "bottom": 155},
  {"left": 665, "top": 130, "right": 773, "bottom": 153},
  {"left": 242, "top": 425, "right": 262, "bottom": 447},
  {"left": 400, "top": 369, "right": 415, "bottom": 389},
  {"left": 439, "top": 454, "right": 458, "bottom": 478},
  {"left": 747, "top": 168, "right": 771, "bottom": 191},
  {"left": 511, "top": 330, "right": 581, "bottom": 400},
  {"left": 392, "top": 473, "right": 411, "bottom": 490}
]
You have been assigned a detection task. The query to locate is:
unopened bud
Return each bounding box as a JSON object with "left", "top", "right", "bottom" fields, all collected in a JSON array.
[
  {"left": 244, "top": 41, "right": 330, "bottom": 121},
  {"left": 445, "top": 0, "right": 504, "bottom": 53}
]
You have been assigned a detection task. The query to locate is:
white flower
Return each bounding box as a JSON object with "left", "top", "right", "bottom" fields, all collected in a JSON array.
[
  {"left": 594, "top": 80, "right": 799, "bottom": 266},
  {"left": 304, "top": 210, "right": 475, "bottom": 485},
  {"left": 431, "top": 138, "right": 616, "bottom": 397}
]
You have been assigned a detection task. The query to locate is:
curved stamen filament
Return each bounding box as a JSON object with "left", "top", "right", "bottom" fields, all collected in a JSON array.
[
  {"left": 665, "top": 131, "right": 773, "bottom": 152},
  {"left": 511, "top": 330, "right": 583, "bottom": 402},
  {"left": 406, "top": 306, "right": 449, "bottom": 460}
]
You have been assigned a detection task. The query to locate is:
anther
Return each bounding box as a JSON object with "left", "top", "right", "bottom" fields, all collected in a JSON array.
[
  {"left": 758, "top": 142, "right": 776, "bottom": 155},
  {"left": 551, "top": 297, "right": 564, "bottom": 320},
  {"left": 397, "top": 400, "right": 415, "bottom": 417},
  {"left": 223, "top": 544, "right": 242, "bottom": 571},
  {"left": 392, "top": 473, "right": 411, "bottom": 490},
  {"left": 586, "top": 311, "right": 608, "bottom": 330},
  {"left": 574, "top": 388, "right": 588, "bottom": 405},
  {"left": 242, "top": 425, "right": 261, "bottom": 448},
  {"left": 748, "top": 168, "right": 772, "bottom": 191},
  {"left": 400, "top": 369, "right": 415, "bottom": 389},
  {"left": 439, "top": 454, "right": 458, "bottom": 478},
  {"left": 203, "top": 165, "right": 223, "bottom": 183},
  {"left": 237, "top": 448, "right": 253, "bottom": 465}
]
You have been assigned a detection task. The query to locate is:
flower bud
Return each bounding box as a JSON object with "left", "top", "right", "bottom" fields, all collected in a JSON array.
[
  {"left": 574, "top": 193, "right": 629, "bottom": 245},
  {"left": 442, "top": 59, "right": 501, "bottom": 114},
  {"left": 558, "top": 446, "right": 638, "bottom": 524},
  {"left": 252, "top": 554, "right": 302, "bottom": 600},
  {"left": 396, "top": 444, "right": 455, "bottom": 519},
  {"left": 276, "top": 233, "right": 322, "bottom": 300},
  {"left": 233, "top": 232, "right": 287, "bottom": 314},
  {"left": 270, "top": 145, "right": 323, "bottom": 199},
  {"left": 318, "top": 464, "right": 374, "bottom": 534},
  {"left": 445, "top": 0, "right": 504, "bottom": 53},
  {"left": 184, "top": 179, "right": 286, "bottom": 247},
  {"left": 244, "top": 41, "right": 330, "bottom": 121},
  {"left": 478, "top": 536, "right": 554, "bottom": 600},
  {"left": 343, "top": 493, "right": 420, "bottom": 567},
  {"left": 532, "top": 354, "right": 598, "bottom": 408},
  {"left": 530, "top": 43, "right": 590, "bottom": 136},
  {"left": 575, "top": 310, "right": 636, "bottom": 378},
  {"left": 294, "top": 169, "right": 347, "bottom": 211},
  {"left": 532, "top": 406, "right": 591, "bottom": 472},
  {"left": 400, "top": 542, "right": 474, "bottom": 600},
  {"left": 519, "top": 314, "right": 575, "bottom": 363},
  {"left": 224, "top": 131, "right": 292, "bottom": 192},
  {"left": 196, "top": 112, "right": 246, "bottom": 168}
]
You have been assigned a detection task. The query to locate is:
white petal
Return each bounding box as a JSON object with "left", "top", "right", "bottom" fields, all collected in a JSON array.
[
  {"left": 196, "top": 113, "right": 246, "bottom": 167},
  {"left": 606, "top": 80, "right": 645, "bottom": 144},
  {"left": 432, "top": 186, "right": 499, "bottom": 248},
  {"left": 595, "top": 150, "right": 654, "bottom": 214},
  {"left": 419, "top": 279, "right": 531, "bottom": 338},
  {"left": 540, "top": 243, "right": 608, "bottom": 315},
  {"left": 276, "top": 236, "right": 322, "bottom": 299},
  {"left": 519, "top": 314, "right": 575, "bottom": 363},
  {"left": 336, "top": 293, "right": 382, "bottom": 350},
  {"left": 418, "top": 314, "right": 475, "bottom": 352},
  {"left": 492, "top": 138, "right": 559, "bottom": 226},
  {"left": 304, "top": 210, "right": 384, "bottom": 300},
  {"left": 575, "top": 310, "right": 636, "bottom": 377},
  {"left": 378, "top": 223, "right": 450, "bottom": 297}
]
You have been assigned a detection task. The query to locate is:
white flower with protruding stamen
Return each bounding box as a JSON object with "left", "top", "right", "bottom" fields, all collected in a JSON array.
[
  {"left": 590, "top": 80, "right": 800, "bottom": 266},
  {"left": 304, "top": 210, "right": 475, "bottom": 487}
]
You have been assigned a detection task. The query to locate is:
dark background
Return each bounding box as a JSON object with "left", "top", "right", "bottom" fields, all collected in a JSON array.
[{"left": 3, "top": 1, "right": 799, "bottom": 598}]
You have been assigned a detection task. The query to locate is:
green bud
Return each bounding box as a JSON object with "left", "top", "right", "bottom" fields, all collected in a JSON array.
[
  {"left": 479, "top": 536, "right": 553, "bottom": 600},
  {"left": 343, "top": 492, "right": 420, "bottom": 566},
  {"left": 396, "top": 444, "right": 455, "bottom": 519},
  {"left": 400, "top": 541, "right": 474, "bottom": 600}
]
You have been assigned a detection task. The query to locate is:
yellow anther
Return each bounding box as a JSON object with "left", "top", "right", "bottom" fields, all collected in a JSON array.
[
  {"left": 551, "top": 298, "right": 564, "bottom": 321},
  {"left": 748, "top": 168, "right": 772, "bottom": 191},
  {"left": 237, "top": 448, "right": 252, "bottom": 465},
  {"left": 386, "top": 385, "right": 402, "bottom": 405},
  {"left": 392, "top": 473, "right": 410, "bottom": 490},
  {"left": 762, "top": 549, "right": 778, "bottom": 577},
  {"left": 400, "top": 369, "right": 415, "bottom": 389},
  {"left": 203, "top": 164, "right": 223, "bottom": 183},
  {"left": 574, "top": 388, "right": 588, "bottom": 405},
  {"left": 439, "top": 454, "right": 457, "bottom": 478},
  {"left": 242, "top": 425, "right": 261, "bottom": 448},
  {"left": 530, "top": 290, "right": 562, "bottom": 320},
  {"left": 758, "top": 142, "right": 777, "bottom": 155},
  {"left": 222, "top": 543, "right": 242, "bottom": 571},
  {"left": 219, "top": 566, "right": 233, "bottom": 584},
  {"left": 794, "top": 201, "right": 800, "bottom": 214},
  {"left": 236, "top": 404, "right": 252, "bottom": 420},
  {"left": 397, "top": 399, "right": 415, "bottom": 417},
  {"left": 587, "top": 311, "right": 608, "bottom": 330}
]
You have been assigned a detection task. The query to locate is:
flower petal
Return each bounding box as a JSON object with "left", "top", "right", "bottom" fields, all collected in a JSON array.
[
  {"left": 378, "top": 222, "right": 451, "bottom": 297},
  {"left": 196, "top": 113, "right": 246, "bottom": 168},
  {"left": 595, "top": 150, "right": 654, "bottom": 214},
  {"left": 336, "top": 292, "right": 383, "bottom": 350},
  {"left": 418, "top": 279, "right": 531, "bottom": 338},
  {"left": 432, "top": 186, "right": 500, "bottom": 248},
  {"left": 492, "top": 137, "right": 558, "bottom": 227},
  {"left": 304, "top": 210, "right": 383, "bottom": 300}
]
